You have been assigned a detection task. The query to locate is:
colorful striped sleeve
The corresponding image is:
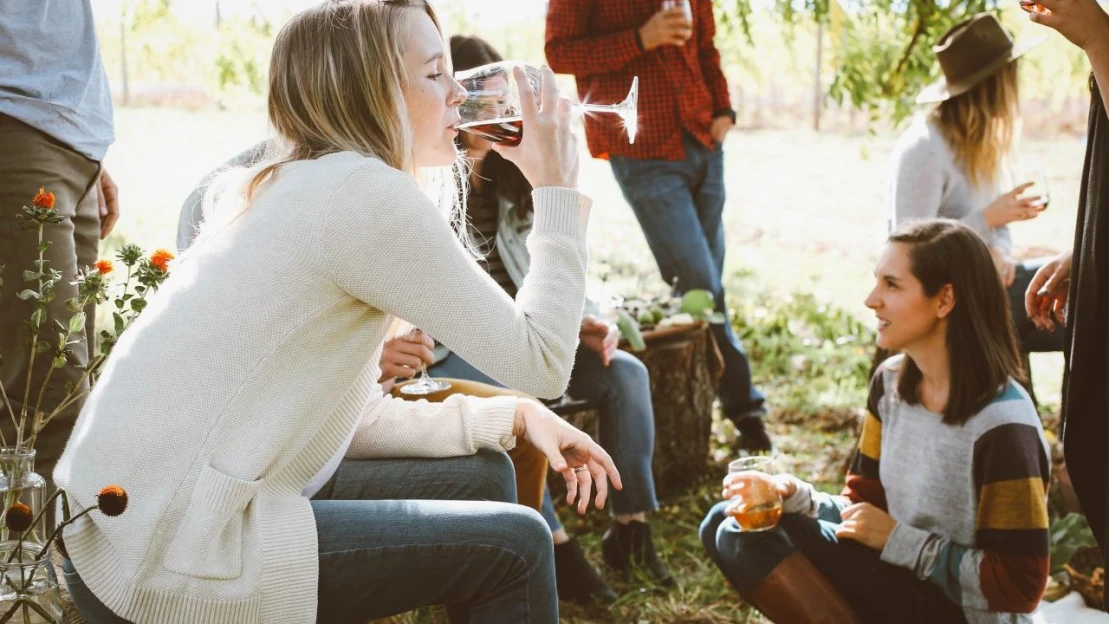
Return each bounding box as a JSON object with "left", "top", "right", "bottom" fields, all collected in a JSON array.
[
  {"left": 841, "top": 369, "right": 888, "bottom": 511},
  {"left": 880, "top": 416, "right": 1050, "bottom": 614}
]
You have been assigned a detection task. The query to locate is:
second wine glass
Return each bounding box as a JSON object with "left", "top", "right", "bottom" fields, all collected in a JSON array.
[{"left": 455, "top": 62, "right": 638, "bottom": 146}]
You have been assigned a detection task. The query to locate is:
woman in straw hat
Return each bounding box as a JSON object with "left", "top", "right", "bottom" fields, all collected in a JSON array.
[
  {"left": 1023, "top": 0, "right": 1109, "bottom": 609},
  {"left": 889, "top": 13, "right": 1061, "bottom": 360}
]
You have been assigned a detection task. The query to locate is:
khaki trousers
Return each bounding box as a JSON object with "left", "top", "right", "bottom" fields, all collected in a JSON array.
[{"left": 0, "top": 114, "right": 101, "bottom": 526}]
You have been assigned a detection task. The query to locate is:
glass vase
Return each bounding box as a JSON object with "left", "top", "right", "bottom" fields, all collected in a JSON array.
[
  {"left": 0, "top": 451, "right": 46, "bottom": 543},
  {"left": 0, "top": 541, "right": 62, "bottom": 623}
]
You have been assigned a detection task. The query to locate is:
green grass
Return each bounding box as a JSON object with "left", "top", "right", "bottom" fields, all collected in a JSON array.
[{"left": 98, "top": 107, "right": 1084, "bottom": 622}]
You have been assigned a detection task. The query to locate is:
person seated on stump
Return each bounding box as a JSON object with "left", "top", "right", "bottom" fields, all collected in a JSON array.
[
  {"left": 701, "top": 219, "right": 1049, "bottom": 623},
  {"left": 374, "top": 33, "right": 672, "bottom": 607}
]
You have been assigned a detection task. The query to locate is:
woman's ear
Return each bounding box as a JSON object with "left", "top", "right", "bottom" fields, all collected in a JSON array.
[{"left": 936, "top": 283, "right": 956, "bottom": 319}]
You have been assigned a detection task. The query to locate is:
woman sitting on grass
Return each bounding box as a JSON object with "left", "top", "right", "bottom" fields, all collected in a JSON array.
[{"left": 701, "top": 219, "right": 1049, "bottom": 623}]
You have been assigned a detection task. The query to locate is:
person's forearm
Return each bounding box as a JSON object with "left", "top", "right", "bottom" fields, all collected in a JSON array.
[{"left": 1089, "top": 36, "right": 1109, "bottom": 113}]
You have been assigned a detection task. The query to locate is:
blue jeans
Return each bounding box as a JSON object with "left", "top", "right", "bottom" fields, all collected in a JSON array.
[
  {"left": 610, "top": 134, "right": 766, "bottom": 419},
  {"left": 699, "top": 502, "right": 967, "bottom": 623},
  {"left": 63, "top": 450, "right": 557, "bottom": 624},
  {"left": 430, "top": 346, "right": 659, "bottom": 532}
]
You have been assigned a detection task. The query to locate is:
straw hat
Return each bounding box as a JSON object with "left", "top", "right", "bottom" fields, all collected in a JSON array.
[{"left": 916, "top": 13, "right": 1045, "bottom": 104}]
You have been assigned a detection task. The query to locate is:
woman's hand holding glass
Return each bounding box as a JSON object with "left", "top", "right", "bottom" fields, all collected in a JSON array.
[
  {"left": 513, "top": 398, "right": 623, "bottom": 515},
  {"left": 482, "top": 66, "right": 580, "bottom": 191},
  {"left": 984, "top": 181, "right": 1046, "bottom": 227}
]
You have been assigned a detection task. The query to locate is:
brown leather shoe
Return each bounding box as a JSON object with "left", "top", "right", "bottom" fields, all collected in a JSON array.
[{"left": 751, "top": 552, "right": 864, "bottom": 623}]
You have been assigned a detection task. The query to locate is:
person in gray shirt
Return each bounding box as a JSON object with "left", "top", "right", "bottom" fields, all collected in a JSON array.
[
  {"left": 0, "top": 0, "right": 120, "bottom": 512},
  {"left": 888, "top": 14, "right": 1062, "bottom": 358}
]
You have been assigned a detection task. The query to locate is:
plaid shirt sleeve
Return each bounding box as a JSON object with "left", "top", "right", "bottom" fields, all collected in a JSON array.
[
  {"left": 695, "top": 3, "right": 732, "bottom": 116},
  {"left": 545, "top": 0, "right": 643, "bottom": 78}
]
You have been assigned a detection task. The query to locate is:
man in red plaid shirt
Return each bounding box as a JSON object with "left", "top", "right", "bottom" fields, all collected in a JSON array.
[{"left": 546, "top": 2, "right": 770, "bottom": 447}]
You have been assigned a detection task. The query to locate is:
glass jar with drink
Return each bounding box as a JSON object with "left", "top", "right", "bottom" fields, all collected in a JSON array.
[{"left": 724, "top": 456, "right": 784, "bottom": 532}]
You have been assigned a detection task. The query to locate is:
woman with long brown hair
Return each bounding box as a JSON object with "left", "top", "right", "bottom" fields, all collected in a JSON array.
[
  {"left": 53, "top": 1, "right": 620, "bottom": 623},
  {"left": 889, "top": 14, "right": 1061, "bottom": 358},
  {"left": 700, "top": 220, "right": 1050, "bottom": 622}
]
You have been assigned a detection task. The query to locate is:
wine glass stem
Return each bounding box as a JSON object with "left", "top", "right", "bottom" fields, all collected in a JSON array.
[{"left": 577, "top": 103, "right": 618, "bottom": 115}]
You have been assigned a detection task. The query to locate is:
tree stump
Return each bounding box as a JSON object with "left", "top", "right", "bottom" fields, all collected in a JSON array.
[{"left": 555, "top": 322, "right": 724, "bottom": 500}]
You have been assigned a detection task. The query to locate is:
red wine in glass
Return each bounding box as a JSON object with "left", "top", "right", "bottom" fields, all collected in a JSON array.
[{"left": 457, "top": 117, "right": 523, "bottom": 146}]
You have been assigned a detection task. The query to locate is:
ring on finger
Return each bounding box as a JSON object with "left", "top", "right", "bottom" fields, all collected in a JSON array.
[{"left": 573, "top": 465, "right": 588, "bottom": 473}]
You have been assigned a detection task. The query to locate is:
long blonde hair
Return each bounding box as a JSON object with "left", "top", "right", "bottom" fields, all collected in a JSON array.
[
  {"left": 198, "top": 0, "right": 471, "bottom": 250},
  {"left": 930, "top": 61, "right": 1021, "bottom": 188}
]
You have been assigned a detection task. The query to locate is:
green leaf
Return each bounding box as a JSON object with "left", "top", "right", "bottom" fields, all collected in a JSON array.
[
  {"left": 65, "top": 297, "right": 81, "bottom": 313},
  {"left": 1050, "top": 512, "right": 1098, "bottom": 573},
  {"left": 131, "top": 298, "right": 147, "bottom": 313},
  {"left": 616, "top": 310, "right": 647, "bottom": 352},
  {"left": 29, "top": 307, "right": 46, "bottom": 329},
  {"left": 113, "top": 312, "right": 124, "bottom": 334},
  {"left": 35, "top": 340, "right": 50, "bottom": 354},
  {"left": 37, "top": 241, "right": 49, "bottom": 253},
  {"left": 114, "top": 298, "right": 124, "bottom": 310},
  {"left": 16, "top": 289, "right": 39, "bottom": 300},
  {"left": 22, "top": 270, "right": 41, "bottom": 282},
  {"left": 68, "top": 312, "right": 86, "bottom": 334},
  {"left": 705, "top": 311, "right": 727, "bottom": 324},
  {"left": 52, "top": 354, "right": 67, "bottom": 369},
  {"left": 680, "top": 290, "right": 716, "bottom": 315}
]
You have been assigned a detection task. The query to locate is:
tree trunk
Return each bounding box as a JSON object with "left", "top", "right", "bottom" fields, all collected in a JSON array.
[{"left": 557, "top": 322, "right": 724, "bottom": 500}]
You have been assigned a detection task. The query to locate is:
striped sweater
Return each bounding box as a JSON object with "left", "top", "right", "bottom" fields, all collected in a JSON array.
[{"left": 785, "top": 355, "right": 1050, "bottom": 623}]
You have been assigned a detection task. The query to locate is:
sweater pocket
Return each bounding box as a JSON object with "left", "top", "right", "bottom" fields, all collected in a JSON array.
[{"left": 163, "top": 463, "right": 264, "bottom": 580}]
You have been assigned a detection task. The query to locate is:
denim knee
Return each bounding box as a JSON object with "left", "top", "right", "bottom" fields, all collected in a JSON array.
[
  {"left": 498, "top": 504, "right": 555, "bottom": 572},
  {"left": 708, "top": 507, "right": 795, "bottom": 597},
  {"left": 607, "top": 353, "right": 650, "bottom": 398},
  {"left": 469, "top": 449, "right": 518, "bottom": 504},
  {"left": 700, "top": 501, "right": 730, "bottom": 561}
]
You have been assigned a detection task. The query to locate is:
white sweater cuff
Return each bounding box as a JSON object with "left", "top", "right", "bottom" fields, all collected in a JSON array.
[
  {"left": 531, "top": 187, "right": 591, "bottom": 237},
  {"left": 469, "top": 395, "right": 519, "bottom": 451}
]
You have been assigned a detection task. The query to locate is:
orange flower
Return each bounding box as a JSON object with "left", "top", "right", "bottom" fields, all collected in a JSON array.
[
  {"left": 149, "top": 249, "right": 174, "bottom": 272},
  {"left": 4, "top": 503, "right": 33, "bottom": 533},
  {"left": 94, "top": 259, "right": 114, "bottom": 275},
  {"left": 96, "top": 485, "right": 128, "bottom": 517},
  {"left": 32, "top": 187, "right": 55, "bottom": 210}
]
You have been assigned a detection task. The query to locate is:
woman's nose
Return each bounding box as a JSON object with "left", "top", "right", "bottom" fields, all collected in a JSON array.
[{"left": 449, "top": 76, "right": 466, "bottom": 106}]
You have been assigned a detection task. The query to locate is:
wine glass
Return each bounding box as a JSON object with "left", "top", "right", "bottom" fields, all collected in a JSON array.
[
  {"left": 1014, "top": 167, "right": 1051, "bottom": 210},
  {"left": 398, "top": 361, "right": 451, "bottom": 396},
  {"left": 396, "top": 329, "right": 452, "bottom": 396},
  {"left": 455, "top": 62, "right": 639, "bottom": 146}
]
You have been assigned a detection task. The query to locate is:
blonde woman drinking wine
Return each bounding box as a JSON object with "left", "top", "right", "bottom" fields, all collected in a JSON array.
[{"left": 53, "top": 1, "right": 620, "bottom": 623}]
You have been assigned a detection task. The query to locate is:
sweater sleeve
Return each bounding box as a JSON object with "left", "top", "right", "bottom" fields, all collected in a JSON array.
[
  {"left": 840, "top": 368, "right": 888, "bottom": 510},
  {"left": 318, "top": 162, "right": 590, "bottom": 400},
  {"left": 346, "top": 385, "right": 519, "bottom": 459},
  {"left": 880, "top": 418, "right": 1050, "bottom": 613},
  {"left": 545, "top": 0, "right": 643, "bottom": 77},
  {"left": 889, "top": 129, "right": 997, "bottom": 244}
]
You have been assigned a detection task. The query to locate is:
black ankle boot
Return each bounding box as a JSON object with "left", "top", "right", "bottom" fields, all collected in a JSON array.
[
  {"left": 734, "top": 415, "right": 773, "bottom": 453},
  {"left": 601, "top": 521, "right": 674, "bottom": 586},
  {"left": 554, "top": 538, "right": 618, "bottom": 605}
]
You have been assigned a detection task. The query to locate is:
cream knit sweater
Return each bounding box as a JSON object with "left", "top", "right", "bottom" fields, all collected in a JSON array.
[{"left": 53, "top": 152, "right": 591, "bottom": 624}]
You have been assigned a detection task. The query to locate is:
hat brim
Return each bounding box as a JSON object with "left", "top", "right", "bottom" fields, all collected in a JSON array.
[{"left": 916, "top": 36, "right": 1047, "bottom": 105}]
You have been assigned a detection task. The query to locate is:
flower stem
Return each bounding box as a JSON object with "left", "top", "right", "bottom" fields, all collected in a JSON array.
[{"left": 19, "top": 225, "right": 47, "bottom": 450}]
